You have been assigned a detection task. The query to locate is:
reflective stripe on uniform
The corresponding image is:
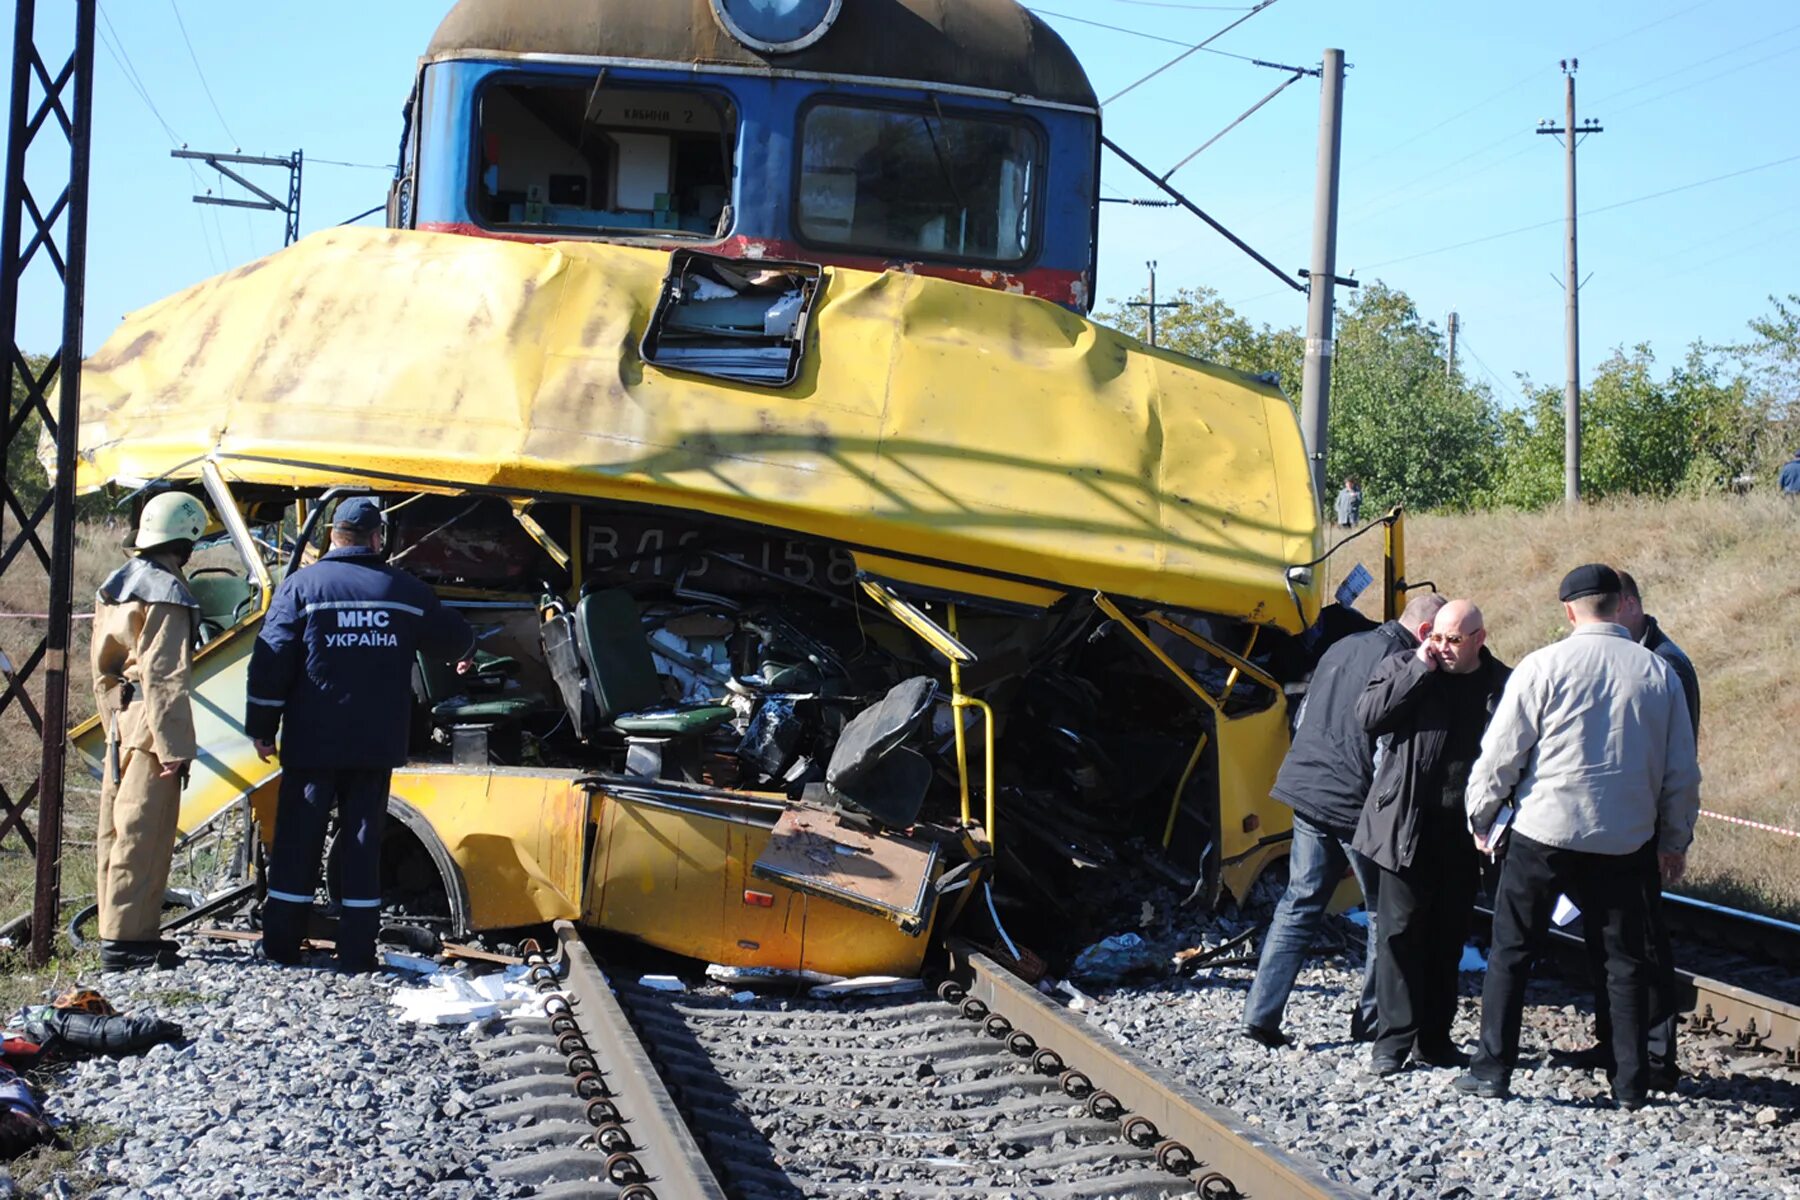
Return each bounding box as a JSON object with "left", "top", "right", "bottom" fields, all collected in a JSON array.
[
  {"left": 340, "top": 897, "right": 382, "bottom": 908},
  {"left": 247, "top": 695, "right": 285, "bottom": 708},
  {"left": 267, "top": 888, "right": 313, "bottom": 905},
  {"left": 302, "top": 600, "right": 425, "bottom": 617}
]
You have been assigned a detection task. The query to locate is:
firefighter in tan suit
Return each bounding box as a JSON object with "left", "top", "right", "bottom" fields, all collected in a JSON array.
[{"left": 90, "top": 491, "right": 208, "bottom": 971}]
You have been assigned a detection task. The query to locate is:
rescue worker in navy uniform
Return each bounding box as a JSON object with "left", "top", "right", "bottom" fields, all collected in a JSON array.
[
  {"left": 90, "top": 492, "right": 209, "bottom": 971},
  {"left": 245, "top": 497, "right": 474, "bottom": 971}
]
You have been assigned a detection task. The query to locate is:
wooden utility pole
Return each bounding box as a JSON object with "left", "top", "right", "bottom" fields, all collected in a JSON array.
[{"left": 1537, "top": 60, "right": 1603, "bottom": 508}]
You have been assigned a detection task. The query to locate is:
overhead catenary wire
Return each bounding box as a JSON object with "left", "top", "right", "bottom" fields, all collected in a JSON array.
[
  {"left": 95, "top": 3, "right": 225, "bottom": 272},
  {"left": 1357, "top": 149, "right": 1800, "bottom": 271},
  {"left": 310, "top": 158, "right": 402, "bottom": 171},
  {"left": 1027, "top": 7, "right": 1285, "bottom": 68},
  {"left": 1458, "top": 337, "right": 1526, "bottom": 408},
  {"left": 1161, "top": 69, "right": 1305, "bottom": 181},
  {"left": 165, "top": 0, "right": 238, "bottom": 146},
  {"left": 1101, "top": 0, "right": 1282, "bottom": 106}
]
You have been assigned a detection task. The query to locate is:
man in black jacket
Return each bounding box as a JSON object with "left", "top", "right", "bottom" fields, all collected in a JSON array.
[
  {"left": 1241, "top": 591, "right": 1446, "bottom": 1048},
  {"left": 1352, "top": 599, "right": 1510, "bottom": 1075}
]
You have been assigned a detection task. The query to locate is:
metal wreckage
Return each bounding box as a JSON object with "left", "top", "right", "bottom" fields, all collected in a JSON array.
[{"left": 58, "top": 0, "right": 1402, "bottom": 979}]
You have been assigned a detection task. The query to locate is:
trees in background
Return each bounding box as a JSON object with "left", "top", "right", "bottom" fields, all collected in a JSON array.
[{"left": 1100, "top": 284, "right": 1789, "bottom": 513}]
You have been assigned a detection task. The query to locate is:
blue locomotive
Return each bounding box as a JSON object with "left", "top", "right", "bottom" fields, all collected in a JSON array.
[{"left": 391, "top": 0, "right": 1101, "bottom": 310}]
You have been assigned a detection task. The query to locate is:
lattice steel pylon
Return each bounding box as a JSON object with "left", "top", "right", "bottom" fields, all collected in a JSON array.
[{"left": 0, "top": 0, "right": 97, "bottom": 965}]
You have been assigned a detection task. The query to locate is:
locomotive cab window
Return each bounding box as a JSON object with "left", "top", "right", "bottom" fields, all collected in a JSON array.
[
  {"left": 475, "top": 81, "right": 734, "bottom": 238},
  {"left": 796, "top": 101, "right": 1042, "bottom": 264}
]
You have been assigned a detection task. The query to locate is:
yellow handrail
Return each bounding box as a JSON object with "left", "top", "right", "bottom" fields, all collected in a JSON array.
[{"left": 946, "top": 604, "right": 997, "bottom": 845}]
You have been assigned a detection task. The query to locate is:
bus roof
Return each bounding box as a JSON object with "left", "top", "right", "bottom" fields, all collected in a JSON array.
[{"left": 426, "top": 0, "right": 1099, "bottom": 110}]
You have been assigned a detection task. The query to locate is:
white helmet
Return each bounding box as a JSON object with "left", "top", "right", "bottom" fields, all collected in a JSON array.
[{"left": 134, "top": 492, "right": 209, "bottom": 549}]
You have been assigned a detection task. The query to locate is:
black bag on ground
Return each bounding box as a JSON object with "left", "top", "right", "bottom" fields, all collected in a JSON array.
[{"left": 25, "top": 1008, "right": 182, "bottom": 1057}]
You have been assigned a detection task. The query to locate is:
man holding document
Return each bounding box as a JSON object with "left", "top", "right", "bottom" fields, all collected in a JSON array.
[{"left": 1455, "top": 564, "right": 1700, "bottom": 1111}]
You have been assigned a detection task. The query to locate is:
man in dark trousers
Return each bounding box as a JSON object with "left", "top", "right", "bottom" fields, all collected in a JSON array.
[
  {"left": 1559, "top": 569, "right": 1702, "bottom": 1089},
  {"left": 1352, "top": 599, "right": 1509, "bottom": 1075},
  {"left": 1241, "top": 591, "right": 1446, "bottom": 1048},
  {"left": 245, "top": 497, "right": 474, "bottom": 972},
  {"left": 1457, "top": 564, "right": 1699, "bottom": 1110}
]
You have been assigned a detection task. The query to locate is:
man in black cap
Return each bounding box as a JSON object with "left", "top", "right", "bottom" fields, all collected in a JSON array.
[
  {"left": 1559, "top": 569, "right": 1700, "bottom": 1088},
  {"left": 245, "top": 496, "right": 475, "bottom": 972},
  {"left": 1455, "top": 564, "right": 1700, "bottom": 1110}
]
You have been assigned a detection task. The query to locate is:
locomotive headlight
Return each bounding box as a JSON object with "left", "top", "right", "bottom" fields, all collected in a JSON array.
[{"left": 710, "top": 0, "right": 844, "bottom": 54}]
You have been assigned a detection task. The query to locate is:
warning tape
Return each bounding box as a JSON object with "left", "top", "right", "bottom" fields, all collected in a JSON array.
[
  {"left": 0, "top": 612, "right": 93, "bottom": 620},
  {"left": 1699, "top": 810, "right": 1800, "bottom": 840}
]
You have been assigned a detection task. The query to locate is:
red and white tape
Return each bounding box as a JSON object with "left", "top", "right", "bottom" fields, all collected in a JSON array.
[{"left": 1699, "top": 810, "right": 1800, "bottom": 840}]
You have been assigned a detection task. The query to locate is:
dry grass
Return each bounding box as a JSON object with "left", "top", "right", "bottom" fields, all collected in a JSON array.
[
  {"left": 1348, "top": 493, "right": 1800, "bottom": 919},
  {"left": 0, "top": 523, "right": 123, "bottom": 958}
]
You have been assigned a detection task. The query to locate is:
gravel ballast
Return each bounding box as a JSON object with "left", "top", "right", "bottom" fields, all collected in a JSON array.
[
  {"left": 1070, "top": 888, "right": 1800, "bottom": 1200},
  {"left": 6, "top": 893, "right": 1796, "bottom": 1199},
  {"left": 18, "top": 943, "right": 544, "bottom": 1199}
]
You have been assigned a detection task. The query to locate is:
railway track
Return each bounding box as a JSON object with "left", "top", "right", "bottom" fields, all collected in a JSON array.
[
  {"left": 1471, "top": 902, "right": 1800, "bottom": 1068},
  {"left": 472, "top": 922, "right": 1355, "bottom": 1199},
  {"left": 461, "top": 895, "right": 1799, "bottom": 1198}
]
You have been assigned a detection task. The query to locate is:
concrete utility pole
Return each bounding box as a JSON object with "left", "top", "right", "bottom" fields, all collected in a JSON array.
[
  {"left": 1127, "top": 260, "right": 1182, "bottom": 347},
  {"left": 1446, "top": 310, "right": 1459, "bottom": 380},
  {"left": 1537, "top": 61, "right": 1603, "bottom": 508},
  {"left": 1299, "top": 48, "right": 1345, "bottom": 508}
]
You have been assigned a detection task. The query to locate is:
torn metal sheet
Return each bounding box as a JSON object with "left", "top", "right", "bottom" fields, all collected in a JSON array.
[{"left": 751, "top": 806, "right": 938, "bottom": 932}]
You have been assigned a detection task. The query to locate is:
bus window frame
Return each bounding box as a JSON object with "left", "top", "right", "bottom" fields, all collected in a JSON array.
[
  {"left": 789, "top": 94, "right": 1048, "bottom": 271},
  {"left": 465, "top": 70, "right": 740, "bottom": 242}
]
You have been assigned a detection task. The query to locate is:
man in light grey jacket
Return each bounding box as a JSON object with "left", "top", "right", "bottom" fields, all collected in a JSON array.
[{"left": 1454, "top": 563, "right": 1700, "bottom": 1110}]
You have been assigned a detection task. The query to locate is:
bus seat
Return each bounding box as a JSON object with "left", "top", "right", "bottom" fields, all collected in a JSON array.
[
  {"left": 560, "top": 588, "right": 733, "bottom": 779},
  {"left": 818, "top": 676, "right": 937, "bottom": 830},
  {"left": 187, "top": 572, "right": 256, "bottom": 642},
  {"left": 415, "top": 649, "right": 548, "bottom": 764}
]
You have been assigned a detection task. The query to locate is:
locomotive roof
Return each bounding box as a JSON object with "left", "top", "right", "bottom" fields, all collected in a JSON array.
[{"left": 426, "top": 0, "right": 1099, "bottom": 110}]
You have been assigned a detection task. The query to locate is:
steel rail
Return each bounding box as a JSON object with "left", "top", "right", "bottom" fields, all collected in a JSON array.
[
  {"left": 1663, "top": 892, "right": 1800, "bottom": 971},
  {"left": 945, "top": 941, "right": 1359, "bottom": 1199},
  {"left": 1471, "top": 907, "right": 1800, "bottom": 1066},
  {"left": 553, "top": 921, "right": 728, "bottom": 1199}
]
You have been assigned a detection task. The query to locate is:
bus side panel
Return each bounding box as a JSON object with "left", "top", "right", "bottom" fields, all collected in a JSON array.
[{"left": 587, "top": 792, "right": 931, "bottom": 978}]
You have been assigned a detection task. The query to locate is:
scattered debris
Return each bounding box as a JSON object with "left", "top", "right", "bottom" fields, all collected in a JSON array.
[
  {"left": 1069, "top": 932, "right": 1162, "bottom": 984},
  {"left": 637, "top": 975, "right": 686, "bottom": 993},
  {"left": 808, "top": 976, "right": 925, "bottom": 999}
]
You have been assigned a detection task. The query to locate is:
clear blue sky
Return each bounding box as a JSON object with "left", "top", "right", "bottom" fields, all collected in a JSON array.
[{"left": 7, "top": 0, "right": 1795, "bottom": 405}]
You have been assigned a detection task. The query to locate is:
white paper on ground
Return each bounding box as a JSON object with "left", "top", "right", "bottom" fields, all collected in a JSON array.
[
  {"left": 638, "top": 975, "right": 686, "bottom": 993},
  {"left": 705, "top": 963, "right": 845, "bottom": 987},
  {"left": 808, "top": 976, "right": 925, "bottom": 999},
  {"left": 1552, "top": 895, "right": 1582, "bottom": 926},
  {"left": 379, "top": 950, "right": 441, "bottom": 975},
  {"left": 391, "top": 969, "right": 563, "bottom": 1025}
]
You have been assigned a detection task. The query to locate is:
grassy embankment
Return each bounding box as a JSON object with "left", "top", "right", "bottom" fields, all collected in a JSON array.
[
  {"left": 1341, "top": 492, "right": 1798, "bottom": 920},
  {"left": 0, "top": 523, "right": 122, "bottom": 1008}
]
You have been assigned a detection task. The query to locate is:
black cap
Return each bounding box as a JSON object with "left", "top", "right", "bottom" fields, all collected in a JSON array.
[
  {"left": 331, "top": 496, "right": 383, "bottom": 533},
  {"left": 1558, "top": 562, "right": 1621, "bottom": 602}
]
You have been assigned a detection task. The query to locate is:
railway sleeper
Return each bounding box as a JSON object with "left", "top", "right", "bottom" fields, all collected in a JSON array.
[
  {"left": 626, "top": 1006, "right": 968, "bottom": 1049},
  {"left": 621, "top": 992, "right": 954, "bottom": 1028},
  {"left": 642, "top": 1029, "right": 1021, "bottom": 1070}
]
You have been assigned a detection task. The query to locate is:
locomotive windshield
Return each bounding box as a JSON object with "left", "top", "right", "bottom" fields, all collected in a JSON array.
[
  {"left": 475, "top": 79, "right": 734, "bottom": 237},
  {"left": 796, "top": 101, "right": 1042, "bottom": 264}
]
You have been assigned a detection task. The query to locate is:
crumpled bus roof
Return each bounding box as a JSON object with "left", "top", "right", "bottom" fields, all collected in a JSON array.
[{"left": 74, "top": 228, "right": 1320, "bottom": 629}]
